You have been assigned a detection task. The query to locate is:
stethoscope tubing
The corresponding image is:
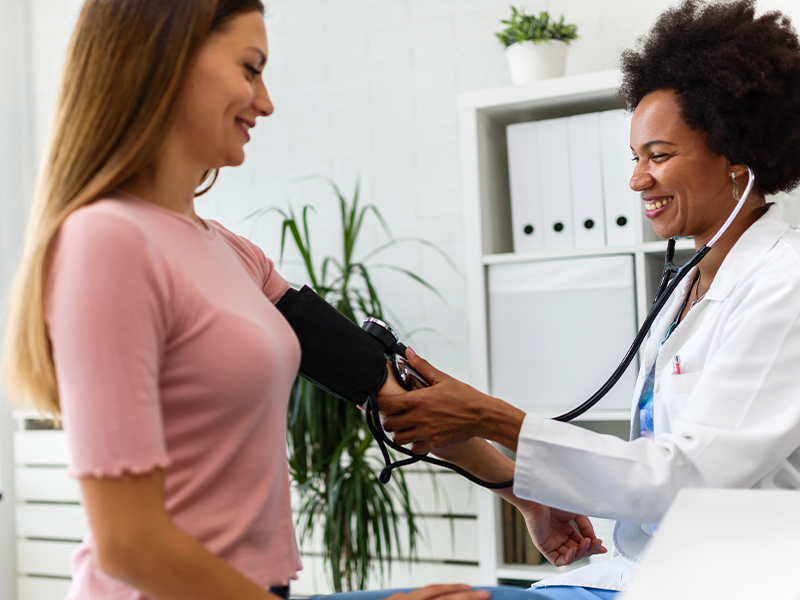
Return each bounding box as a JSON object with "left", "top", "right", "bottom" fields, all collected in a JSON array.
[
  {"left": 370, "top": 168, "right": 755, "bottom": 489},
  {"left": 554, "top": 166, "right": 754, "bottom": 422}
]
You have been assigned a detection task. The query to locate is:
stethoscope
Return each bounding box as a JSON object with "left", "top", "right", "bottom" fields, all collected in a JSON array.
[
  {"left": 367, "top": 166, "right": 756, "bottom": 489},
  {"left": 554, "top": 165, "right": 755, "bottom": 422}
]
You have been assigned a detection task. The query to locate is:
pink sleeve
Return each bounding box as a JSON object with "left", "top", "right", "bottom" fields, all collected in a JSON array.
[
  {"left": 212, "top": 223, "right": 291, "bottom": 302},
  {"left": 47, "top": 210, "right": 171, "bottom": 478}
]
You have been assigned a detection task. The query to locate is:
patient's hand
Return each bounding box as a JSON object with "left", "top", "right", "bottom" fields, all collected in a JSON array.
[
  {"left": 387, "top": 584, "right": 490, "bottom": 600},
  {"left": 519, "top": 502, "right": 607, "bottom": 566},
  {"left": 377, "top": 358, "right": 408, "bottom": 396}
]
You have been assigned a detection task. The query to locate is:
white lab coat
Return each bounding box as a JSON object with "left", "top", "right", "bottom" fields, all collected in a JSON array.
[{"left": 513, "top": 205, "right": 800, "bottom": 590}]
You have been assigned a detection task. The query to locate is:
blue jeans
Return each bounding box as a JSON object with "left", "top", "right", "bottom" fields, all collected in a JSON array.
[{"left": 316, "top": 586, "right": 618, "bottom": 600}]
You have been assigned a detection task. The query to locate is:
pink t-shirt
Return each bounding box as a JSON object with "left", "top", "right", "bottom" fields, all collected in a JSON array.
[{"left": 46, "top": 193, "right": 303, "bottom": 599}]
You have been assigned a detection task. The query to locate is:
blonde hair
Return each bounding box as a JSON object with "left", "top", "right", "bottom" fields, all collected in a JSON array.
[{"left": 2, "top": 0, "right": 264, "bottom": 416}]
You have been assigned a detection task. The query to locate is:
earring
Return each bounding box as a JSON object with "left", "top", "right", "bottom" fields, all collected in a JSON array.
[{"left": 732, "top": 171, "right": 740, "bottom": 202}]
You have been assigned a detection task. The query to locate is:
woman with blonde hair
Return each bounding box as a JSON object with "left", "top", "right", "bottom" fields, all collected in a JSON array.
[{"left": 2, "top": 1, "right": 599, "bottom": 599}]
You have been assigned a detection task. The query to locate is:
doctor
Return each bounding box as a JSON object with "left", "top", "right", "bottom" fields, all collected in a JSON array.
[{"left": 377, "top": 0, "right": 800, "bottom": 596}]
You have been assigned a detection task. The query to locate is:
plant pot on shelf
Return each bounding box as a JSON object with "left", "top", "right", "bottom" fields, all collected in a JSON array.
[{"left": 505, "top": 40, "right": 568, "bottom": 85}]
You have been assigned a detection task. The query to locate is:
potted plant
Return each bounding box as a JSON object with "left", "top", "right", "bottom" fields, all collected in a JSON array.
[
  {"left": 247, "top": 178, "right": 458, "bottom": 592},
  {"left": 496, "top": 8, "right": 579, "bottom": 84}
]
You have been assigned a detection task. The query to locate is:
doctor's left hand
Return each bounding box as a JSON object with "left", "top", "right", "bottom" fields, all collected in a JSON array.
[
  {"left": 377, "top": 349, "right": 526, "bottom": 454},
  {"left": 519, "top": 502, "right": 607, "bottom": 566}
]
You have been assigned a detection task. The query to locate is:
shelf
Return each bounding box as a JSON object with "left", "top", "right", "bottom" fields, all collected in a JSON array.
[
  {"left": 458, "top": 70, "right": 622, "bottom": 125},
  {"left": 482, "top": 239, "right": 696, "bottom": 266},
  {"left": 459, "top": 73, "right": 677, "bottom": 586}
]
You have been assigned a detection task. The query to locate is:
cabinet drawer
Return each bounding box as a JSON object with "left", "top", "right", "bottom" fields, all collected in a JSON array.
[
  {"left": 14, "top": 431, "right": 70, "bottom": 466},
  {"left": 16, "top": 467, "right": 81, "bottom": 503},
  {"left": 17, "top": 539, "right": 78, "bottom": 577},
  {"left": 17, "top": 577, "right": 73, "bottom": 600},
  {"left": 16, "top": 504, "right": 88, "bottom": 541}
]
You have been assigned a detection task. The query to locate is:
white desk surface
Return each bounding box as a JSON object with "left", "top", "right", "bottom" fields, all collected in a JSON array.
[{"left": 621, "top": 489, "right": 800, "bottom": 600}]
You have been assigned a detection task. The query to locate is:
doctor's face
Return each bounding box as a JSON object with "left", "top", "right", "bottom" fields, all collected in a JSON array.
[{"left": 629, "top": 89, "right": 744, "bottom": 245}]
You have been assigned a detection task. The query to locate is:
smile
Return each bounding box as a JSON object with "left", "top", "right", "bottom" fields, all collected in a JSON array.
[
  {"left": 644, "top": 196, "right": 674, "bottom": 211},
  {"left": 235, "top": 118, "right": 254, "bottom": 141}
]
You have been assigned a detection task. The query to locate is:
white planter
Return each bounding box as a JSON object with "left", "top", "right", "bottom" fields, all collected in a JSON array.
[{"left": 505, "top": 40, "right": 569, "bottom": 85}]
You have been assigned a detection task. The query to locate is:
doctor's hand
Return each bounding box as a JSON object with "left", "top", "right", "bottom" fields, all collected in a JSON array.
[
  {"left": 376, "top": 349, "right": 526, "bottom": 454},
  {"left": 518, "top": 502, "right": 607, "bottom": 566}
]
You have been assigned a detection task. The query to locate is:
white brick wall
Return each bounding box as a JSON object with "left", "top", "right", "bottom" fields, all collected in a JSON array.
[
  {"left": 198, "top": 0, "right": 686, "bottom": 382},
  {"left": 24, "top": 0, "right": 800, "bottom": 379},
  {"left": 10, "top": 2, "right": 800, "bottom": 596}
]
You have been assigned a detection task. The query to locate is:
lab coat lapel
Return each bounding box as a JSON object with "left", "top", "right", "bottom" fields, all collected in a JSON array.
[{"left": 628, "top": 265, "right": 698, "bottom": 440}]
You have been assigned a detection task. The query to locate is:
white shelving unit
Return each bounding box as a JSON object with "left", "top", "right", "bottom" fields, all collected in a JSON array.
[
  {"left": 457, "top": 70, "right": 695, "bottom": 585},
  {"left": 10, "top": 410, "right": 485, "bottom": 599}
]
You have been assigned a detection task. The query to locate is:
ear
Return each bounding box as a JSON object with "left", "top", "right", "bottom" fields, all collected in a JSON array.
[{"left": 729, "top": 163, "right": 749, "bottom": 179}]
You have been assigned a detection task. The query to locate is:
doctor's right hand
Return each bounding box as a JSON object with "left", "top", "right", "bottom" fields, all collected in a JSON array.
[{"left": 377, "top": 349, "right": 526, "bottom": 454}]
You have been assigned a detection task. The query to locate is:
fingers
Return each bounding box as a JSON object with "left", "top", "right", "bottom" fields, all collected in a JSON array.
[
  {"left": 376, "top": 392, "right": 412, "bottom": 416},
  {"left": 405, "top": 348, "right": 447, "bottom": 385},
  {"left": 543, "top": 534, "right": 603, "bottom": 567},
  {"left": 393, "top": 584, "right": 490, "bottom": 600},
  {"left": 572, "top": 515, "right": 598, "bottom": 539},
  {"left": 590, "top": 539, "right": 608, "bottom": 555},
  {"left": 410, "top": 441, "right": 431, "bottom": 455},
  {"left": 550, "top": 537, "right": 606, "bottom": 566},
  {"left": 574, "top": 537, "right": 592, "bottom": 561}
]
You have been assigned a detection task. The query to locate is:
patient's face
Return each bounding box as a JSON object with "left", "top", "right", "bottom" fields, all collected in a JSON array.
[{"left": 170, "top": 12, "right": 273, "bottom": 170}]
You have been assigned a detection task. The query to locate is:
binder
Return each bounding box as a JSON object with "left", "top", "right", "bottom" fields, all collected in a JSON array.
[
  {"left": 537, "top": 117, "right": 574, "bottom": 252},
  {"left": 507, "top": 121, "right": 545, "bottom": 254},
  {"left": 599, "top": 109, "right": 638, "bottom": 246},
  {"left": 567, "top": 112, "right": 606, "bottom": 249}
]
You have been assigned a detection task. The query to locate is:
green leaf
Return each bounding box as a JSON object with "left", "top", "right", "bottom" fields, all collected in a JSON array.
[
  {"left": 249, "top": 176, "right": 461, "bottom": 591},
  {"left": 496, "top": 6, "right": 579, "bottom": 47}
]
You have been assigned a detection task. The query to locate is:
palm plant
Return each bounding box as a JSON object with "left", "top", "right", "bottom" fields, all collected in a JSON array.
[{"left": 247, "top": 178, "right": 457, "bottom": 592}]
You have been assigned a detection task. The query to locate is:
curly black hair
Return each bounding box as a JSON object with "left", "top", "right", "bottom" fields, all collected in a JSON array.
[{"left": 619, "top": 0, "right": 800, "bottom": 195}]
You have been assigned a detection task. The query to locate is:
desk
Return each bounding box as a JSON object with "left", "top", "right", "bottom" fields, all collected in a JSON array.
[{"left": 622, "top": 489, "right": 800, "bottom": 600}]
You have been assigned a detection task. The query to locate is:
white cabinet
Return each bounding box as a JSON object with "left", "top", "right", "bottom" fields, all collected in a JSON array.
[
  {"left": 457, "top": 70, "right": 696, "bottom": 585},
  {"left": 488, "top": 254, "right": 637, "bottom": 414},
  {"left": 12, "top": 420, "right": 83, "bottom": 600},
  {"left": 11, "top": 416, "right": 483, "bottom": 598}
]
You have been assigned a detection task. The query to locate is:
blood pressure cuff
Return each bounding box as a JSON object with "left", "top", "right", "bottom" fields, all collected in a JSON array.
[{"left": 276, "top": 285, "right": 388, "bottom": 406}]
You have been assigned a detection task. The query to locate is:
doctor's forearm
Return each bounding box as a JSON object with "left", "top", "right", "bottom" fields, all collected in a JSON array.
[
  {"left": 477, "top": 398, "right": 526, "bottom": 453},
  {"left": 432, "top": 438, "right": 535, "bottom": 511},
  {"left": 432, "top": 438, "right": 513, "bottom": 481}
]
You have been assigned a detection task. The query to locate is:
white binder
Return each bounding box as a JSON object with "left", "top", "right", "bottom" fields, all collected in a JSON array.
[
  {"left": 487, "top": 254, "right": 638, "bottom": 413},
  {"left": 568, "top": 112, "right": 607, "bottom": 249},
  {"left": 537, "top": 117, "right": 574, "bottom": 252},
  {"left": 507, "top": 121, "right": 545, "bottom": 254},
  {"left": 599, "top": 109, "right": 638, "bottom": 246}
]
